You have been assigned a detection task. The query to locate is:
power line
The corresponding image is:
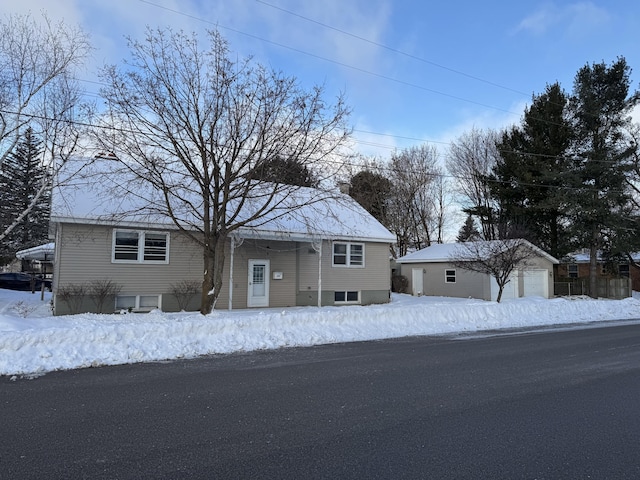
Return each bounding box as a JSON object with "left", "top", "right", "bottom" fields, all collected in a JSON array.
[
  {"left": 137, "top": 0, "right": 523, "bottom": 119},
  {"left": 254, "top": 0, "right": 531, "bottom": 98}
]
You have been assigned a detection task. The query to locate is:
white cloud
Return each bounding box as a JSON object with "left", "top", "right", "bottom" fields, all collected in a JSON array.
[{"left": 513, "top": 2, "right": 611, "bottom": 38}]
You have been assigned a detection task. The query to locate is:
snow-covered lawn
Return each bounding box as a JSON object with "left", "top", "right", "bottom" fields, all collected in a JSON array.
[{"left": 1, "top": 288, "right": 640, "bottom": 378}]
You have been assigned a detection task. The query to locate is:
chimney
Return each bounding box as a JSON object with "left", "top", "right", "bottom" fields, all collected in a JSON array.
[{"left": 338, "top": 182, "right": 350, "bottom": 195}]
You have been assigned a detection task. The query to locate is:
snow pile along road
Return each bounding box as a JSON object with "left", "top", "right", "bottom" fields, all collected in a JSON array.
[{"left": 1, "top": 289, "right": 639, "bottom": 377}]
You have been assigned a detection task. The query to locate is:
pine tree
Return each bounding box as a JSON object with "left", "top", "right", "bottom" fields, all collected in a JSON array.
[
  {"left": 568, "top": 57, "right": 639, "bottom": 296},
  {"left": 0, "top": 128, "right": 51, "bottom": 262},
  {"left": 492, "top": 83, "right": 573, "bottom": 258},
  {"left": 456, "top": 214, "right": 480, "bottom": 242}
]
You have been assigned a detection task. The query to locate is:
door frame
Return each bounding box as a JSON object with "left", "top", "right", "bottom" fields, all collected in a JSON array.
[{"left": 247, "top": 259, "right": 270, "bottom": 307}]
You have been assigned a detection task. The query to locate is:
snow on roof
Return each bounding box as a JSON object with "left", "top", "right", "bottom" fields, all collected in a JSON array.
[
  {"left": 396, "top": 240, "right": 559, "bottom": 264},
  {"left": 563, "top": 251, "right": 640, "bottom": 263},
  {"left": 50, "top": 159, "right": 395, "bottom": 243},
  {"left": 15, "top": 243, "right": 55, "bottom": 261}
]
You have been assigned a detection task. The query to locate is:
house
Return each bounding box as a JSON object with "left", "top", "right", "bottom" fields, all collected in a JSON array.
[
  {"left": 555, "top": 250, "right": 635, "bottom": 297},
  {"left": 395, "top": 240, "right": 558, "bottom": 301},
  {"left": 49, "top": 167, "right": 396, "bottom": 315}
]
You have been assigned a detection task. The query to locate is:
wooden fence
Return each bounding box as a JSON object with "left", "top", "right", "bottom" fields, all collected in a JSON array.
[{"left": 554, "top": 277, "right": 632, "bottom": 299}]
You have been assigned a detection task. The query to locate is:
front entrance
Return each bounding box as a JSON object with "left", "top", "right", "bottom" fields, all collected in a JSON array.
[{"left": 248, "top": 259, "right": 270, "bottom": 307}]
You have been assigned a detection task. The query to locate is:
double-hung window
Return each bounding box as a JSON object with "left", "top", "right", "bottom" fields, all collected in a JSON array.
[
  {"left": 445, "top": 269, "right": 456, "bottom": 283},
  {"left": 568, "top": 264, "right": 578, "bottom": 278},
  {"left": 113, "top": 230, "right": 169, "bottom": 264},
  {"left": 332, "top": 242, "right": 364, "bottom": 267}
]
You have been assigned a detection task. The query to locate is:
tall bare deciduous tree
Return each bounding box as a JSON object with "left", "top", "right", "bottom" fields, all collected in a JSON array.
[
  {"left": 387, "top": 144, "right": 446, "bottom": 256},
  {"left": 449, "top": 239, "right": 537, "bottom": 303},
  {"left": 447, "top": 128, "right": 501, "bottom": 240},
  {"left": 97, "top": 28, "right": 351, "bottom": 314},
  {"left": 0, "top": 13, "right": 91, "bottom": 246}
]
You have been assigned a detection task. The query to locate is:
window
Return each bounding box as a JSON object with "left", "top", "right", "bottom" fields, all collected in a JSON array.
[
  {"left": 619, "top": 263, "right": 630, "bottom": 277},
  {"left": 568, "top": 264, "right": 578, "bottom": 278},
  {"left": 116, "top": 294, "right": 161, "bottom": 312},
  {"left": 113, "top": 230, "right": 169, "bottom": 264},
  {"left": 445, "top": 269, "right": 456, "bottom": 283},
  {"left": 334, "top": 291, "right": 360, "bottom": 304},
  {"left": 332, "top": 242, "right": 365, "bottom": 267}
]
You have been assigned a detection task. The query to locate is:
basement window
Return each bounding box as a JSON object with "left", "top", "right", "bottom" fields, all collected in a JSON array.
[
  {"left": 116, "top": 294, "right": 161, "bottom": 312},
  {"left": 334, "top": 291, "right": 360, "bottom": 304}
]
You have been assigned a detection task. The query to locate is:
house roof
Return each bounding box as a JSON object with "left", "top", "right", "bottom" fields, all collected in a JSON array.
[
  {"left": 563, "top": 251, "right": 640, "bottom": 263},
  {"left": 50, "top": 159, "right": 396, "bottom": 244},
  {"left": 396, "top": 240, "right": 559, "bottom": 264},
  {"left": 15, "top": 243, "right": 55, "bottom": 261}
]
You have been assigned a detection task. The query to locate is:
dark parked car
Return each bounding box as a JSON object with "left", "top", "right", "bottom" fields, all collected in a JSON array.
[{"left": 0, "top": 272, "right": 52, "bottom": 291}]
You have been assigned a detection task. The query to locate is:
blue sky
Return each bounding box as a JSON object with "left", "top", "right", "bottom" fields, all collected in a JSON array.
[{"left": 9, "top": 0, "right": 640, "bottom": 159}]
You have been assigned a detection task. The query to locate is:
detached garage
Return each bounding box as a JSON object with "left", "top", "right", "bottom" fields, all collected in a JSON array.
[{"left": 396, "top": 240, "right": 558, "bottom": 302}]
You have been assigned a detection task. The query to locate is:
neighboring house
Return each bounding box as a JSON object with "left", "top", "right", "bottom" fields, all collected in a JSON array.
[
  {"left": 49, "top": 178, "right": 396, "bottom": 315},
  {"left": 396, "top": 240, "right": 558, "bottom": 301},
  {"left": 556, "top": 250, "right": 637, "bottom": 296}
]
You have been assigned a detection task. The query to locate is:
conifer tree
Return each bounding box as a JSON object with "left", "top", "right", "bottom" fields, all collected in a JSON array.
[
  {"left": 456, "top": 214, "right": 480, "bottom": 242},
  {"left": 0, "top": 128, "right": 51, "bottom": 262},
  {"left": 492, "top": 83, "right": 573, "bottom": 258},
  {"left": 568, "top": 57, "right": 639, "bottom": 296}
]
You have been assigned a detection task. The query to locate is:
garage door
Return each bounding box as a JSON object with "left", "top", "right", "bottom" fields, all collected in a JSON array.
[{"left": 522, "top": 269, "right": 548, "bottom": 298}]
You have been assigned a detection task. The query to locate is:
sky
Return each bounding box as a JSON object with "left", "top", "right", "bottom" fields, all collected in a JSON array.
[
  {"left": 2, "top": 288, "right": 640, "bottom": 377},
  {"left": 6, "top": 0, "right": 640, "bottom": 161}
]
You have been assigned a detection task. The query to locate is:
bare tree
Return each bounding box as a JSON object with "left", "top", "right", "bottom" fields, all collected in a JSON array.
[
  {"left": 0, "top": 13, "right": 92, "bottom": 244},
  {"left": 97, "top": 28, "right": 351, "bottom": 314},
  {"left": 449, "top": 239, "right": 537, "bottom": 303},
  {"left": 387, "top": 144, "right": 443, "bottom": 256},
  {"left": 447, "top": 128, "right": 502, "bottom": 240}
]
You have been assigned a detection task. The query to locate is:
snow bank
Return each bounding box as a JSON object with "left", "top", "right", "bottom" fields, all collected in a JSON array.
[{"left": 1, "top": 289, "right": 639, "bottom": 377}]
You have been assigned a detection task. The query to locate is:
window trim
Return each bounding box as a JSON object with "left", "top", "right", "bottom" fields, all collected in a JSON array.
[
  {"left": 332, "top": 242, "right": 365, "bottom": 268},
  {"left": 334, "top": 290, "right": 360, "bottom": 304},
  {"left": 115, "top": 294, "right": 162, "bottom": 312},
  {"left": 567, "top": 264, "right": 578, "bottom": 278},
  {"left": 445, "top": 269, "right": 456, "bottom": 283},
  {"left": 112, "top": 229, "right": 170, "bottom": 264}
]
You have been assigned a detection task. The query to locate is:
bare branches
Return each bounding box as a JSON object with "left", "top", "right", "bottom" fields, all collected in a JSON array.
[
  {"left": 0, "top": 12, "right": 91, "bottom": 166},
  {"left": 96, "top": 27, "right": 351, "bottom": 313},
  {"left": 449, "top": 239, "right": 537, "bottom": 303},
  {"left": 0, "top": 13, "right": 92, "bottom": 246}
]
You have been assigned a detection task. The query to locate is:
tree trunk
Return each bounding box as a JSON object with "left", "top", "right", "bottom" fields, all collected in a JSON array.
[
  {"left": 200, "top": 234, "right": 228, "bottom": 314},
  {"left": 200, "top": 244, "right": 215, "bottom": 315},
  {"left": 589, "top": 242, "right": 598, "bottom": 299}
]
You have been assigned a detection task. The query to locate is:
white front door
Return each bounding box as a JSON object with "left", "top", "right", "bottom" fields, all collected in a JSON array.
[
  {"left": 248, "top": 259, "right": 270, "bottom": 307},
  {"left": 412, "top": 268, "right": 424, "bottom": 296}
]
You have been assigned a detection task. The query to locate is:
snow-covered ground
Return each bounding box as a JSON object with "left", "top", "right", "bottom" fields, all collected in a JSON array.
[{"left": 1, "top": 288, "right": 640, "bottom": 378}]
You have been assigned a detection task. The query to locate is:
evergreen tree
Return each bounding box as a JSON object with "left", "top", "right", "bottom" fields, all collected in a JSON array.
[
  {"left": 349, "top": 169, "right": 392, "bottom": 224},
  {"left": 0, "top": 128, "right": 51, "bottom": 262},
  {"left": 568, "top": 57, "right": 639, "bottom": 296},
  {"left": 491, "top": 83, "right": 573, "bottom": 258},
  {"left": 456, "top": 214, "right": 480, "bottom": 242}
]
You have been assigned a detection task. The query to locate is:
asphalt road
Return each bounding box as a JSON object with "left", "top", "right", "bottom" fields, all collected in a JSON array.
[{"left": 3, "top": 322, "right": 640, "bottom": 479}]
